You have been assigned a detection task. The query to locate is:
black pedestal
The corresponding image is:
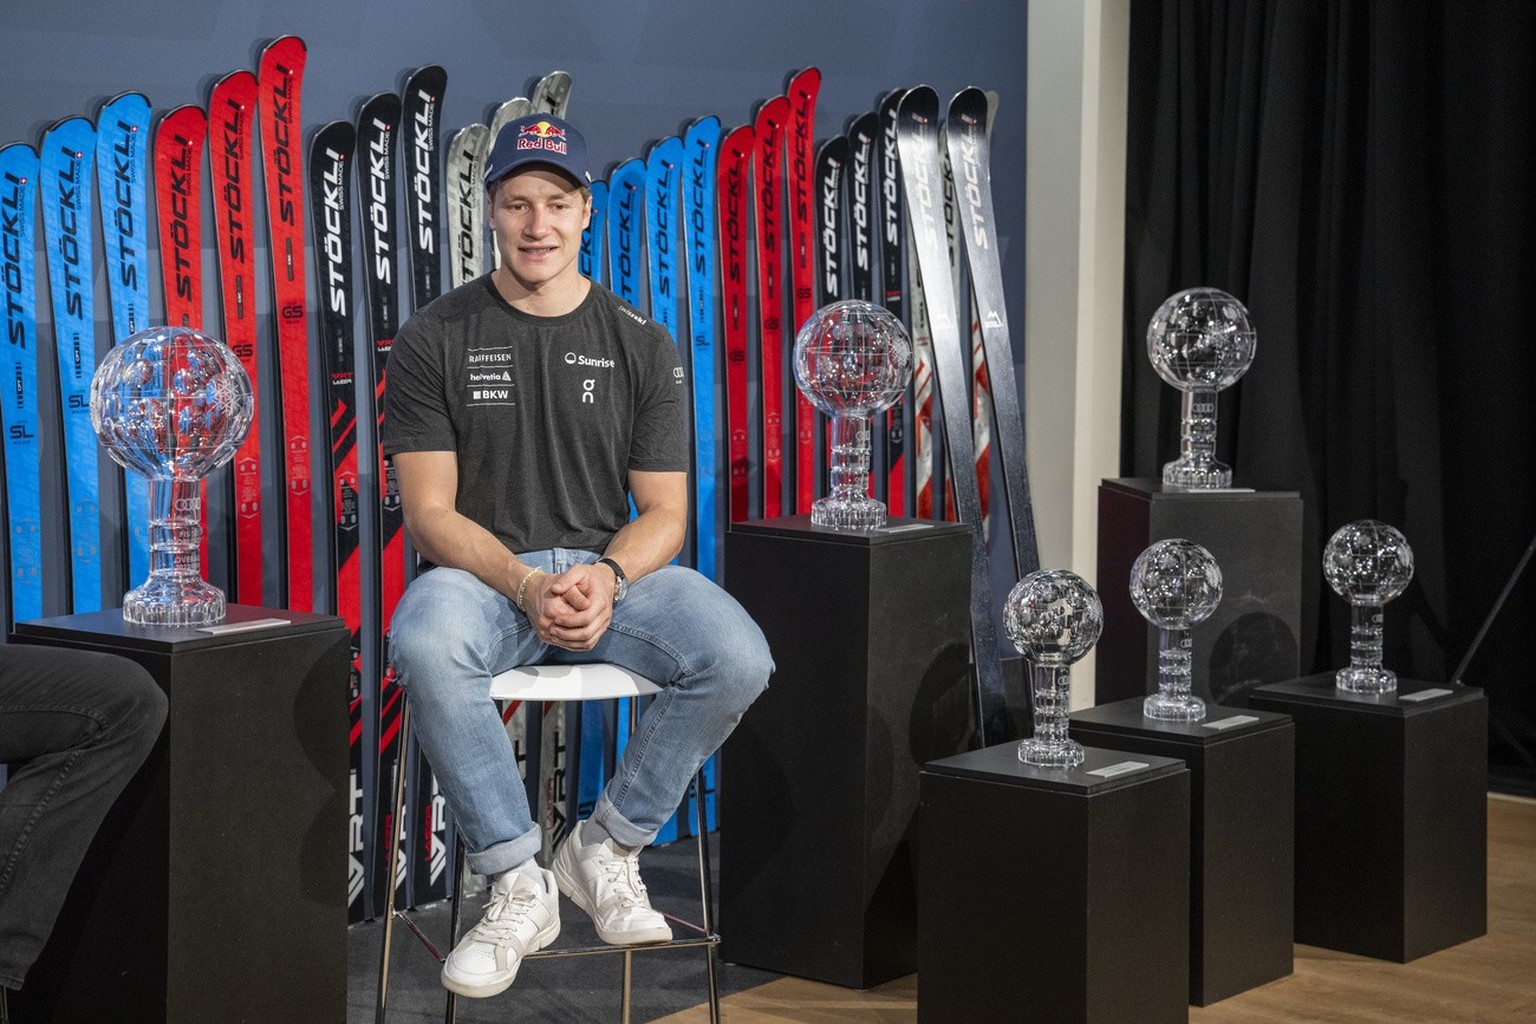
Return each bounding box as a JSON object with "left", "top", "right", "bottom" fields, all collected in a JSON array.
[
  {"left": 919, "top": 744, "right": 1190, "bottom": 1024},
  {"left": 720, "top": 516, "right": 976, "bottom": 989},
  {"left": 1095, "top": 478, "right": 1303, "bottom": 707},
  {"left": 1250, "top": 675, "right": 1488, "bottom": 962},
  {"left": 1070, "top": 698, "right": 1295, "bottom": 1005},
  {"left": 8, "top": 605, "right": 350, "bottom": 1023}
]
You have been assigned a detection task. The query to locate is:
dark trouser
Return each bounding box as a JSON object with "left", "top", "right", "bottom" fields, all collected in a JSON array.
[{"left": 0, "top": 645, "right": 166, "bottom": 990}]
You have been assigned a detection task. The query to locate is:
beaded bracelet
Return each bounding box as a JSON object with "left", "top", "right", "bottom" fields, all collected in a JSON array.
[{"left": 516, "top": 568, "right": 545, "bottom": 613}]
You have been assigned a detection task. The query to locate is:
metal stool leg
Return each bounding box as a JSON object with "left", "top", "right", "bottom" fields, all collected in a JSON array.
[
  {"left": 693, "top": 770, "right": 720, "bottom": 1023},
  {"left": 376, "top": 702, "right": 413, "bottom": 1024}
]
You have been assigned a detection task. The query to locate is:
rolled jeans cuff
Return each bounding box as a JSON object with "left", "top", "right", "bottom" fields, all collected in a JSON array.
[
  {"left": 591, "top": 794, "right": 655, "bottom": 850},
  {"left": 464, "top": 822, "right": 543, "bottom": 878}
]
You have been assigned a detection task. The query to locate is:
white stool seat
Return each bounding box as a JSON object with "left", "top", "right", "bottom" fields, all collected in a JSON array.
[{"left": 489, "top": 663, "right": 662, "bottom": 702}]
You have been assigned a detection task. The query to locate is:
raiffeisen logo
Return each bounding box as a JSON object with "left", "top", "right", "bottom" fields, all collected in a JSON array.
[
  {"left": 517, "top": 120, "right": 568, "bottom": 155},
  {"left": 564, "top": 351, "right": 615, "bottom": 369}
]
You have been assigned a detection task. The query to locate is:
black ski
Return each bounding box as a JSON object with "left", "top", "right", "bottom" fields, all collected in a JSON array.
[
  {"left": 308, "top": 120, "right": 368, "bottom": 923},
  {"left": 401, "top": 65, "right": 447, "bottom": 313},
  {"left": 896, "top": 85, "right": 1005, "bottom": 743},
  {"left": 947, "top": 86, "right": 1040, "bottom": 575},
  {"left": 876, "top": 89, "right": 911, "bottom": 518},
  {"left": 357, "top": 90, "right": 408, "bottom": 918}
]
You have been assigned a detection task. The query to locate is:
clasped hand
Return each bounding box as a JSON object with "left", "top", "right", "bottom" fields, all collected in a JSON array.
[{"left": 523, "top": 562, "right": 616, "bottom": 651}]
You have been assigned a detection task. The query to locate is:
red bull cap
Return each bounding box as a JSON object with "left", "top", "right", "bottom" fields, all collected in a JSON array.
[{"left": 484, "top": 113, "right": 590, "bottom": 189}]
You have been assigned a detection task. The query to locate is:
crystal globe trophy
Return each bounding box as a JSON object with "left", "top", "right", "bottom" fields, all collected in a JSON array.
[
  {"left": 90, "top": 325, "right": 253, "bottom": 626},
  {"left": 1323, "top": 520, "right": 1414, "bottom": 694},
  {"left": 1130, "top": 539, "right": 1223, "bottom": 722},
  {"left": 1147, "top": 287, "right": 1256, "bottom": 489},
  {"left": 792, "top": 299, "right": 913, "bottom": 529},
  {"left": 1004, "top": 570, "right": 1104, "bottom": 768}
]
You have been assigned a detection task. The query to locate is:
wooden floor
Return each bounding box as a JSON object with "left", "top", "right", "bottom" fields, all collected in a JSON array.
[{"left": 654, "top": 794, "right": 1536, "bottom": 1023}]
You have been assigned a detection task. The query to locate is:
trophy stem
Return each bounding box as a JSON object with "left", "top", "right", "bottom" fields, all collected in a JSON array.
[
  {"left": 1143, "top": 625, "right": 1206, "bottom": 721},
  {"left": 1019, "top": 663, "right": 1084, "bottom": 768},
  {"left": 1164, "top": 388, "right": 1232, "bottom": 488},
  {"left": 1337, "top": 598, "right": 1396, "bottom": 693},
  {"left": 122, "top": 475, "right": 227, "bottom": 626},
  {"left": 811, "top": 414, "right": 886, "bottom": 529}
]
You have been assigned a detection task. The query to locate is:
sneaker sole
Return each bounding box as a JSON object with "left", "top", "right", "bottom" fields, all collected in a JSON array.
[
  {"left": 439, "top": 915, "right": 561, "bottom": 999},
  {"left": 550, "top": 861, "right": 673, "bottom": 945}
]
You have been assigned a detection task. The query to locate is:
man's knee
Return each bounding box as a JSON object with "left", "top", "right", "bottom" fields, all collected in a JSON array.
[
  {"left": 94, "top": 655, "right": 167, "bottom": 751},
  {"left": 389, "top": 570, "right": 488, "bottom": 686}
]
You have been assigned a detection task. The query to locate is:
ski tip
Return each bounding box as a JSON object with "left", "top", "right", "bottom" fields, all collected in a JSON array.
[
  {"left": 401, "top": 63, "right": 448, "bottom": 98},
  {"left": 259, "top": 34, "right": 308, "bottom": 57},
  {"left": 0, "top": 140, "right": 37, "bottom": 160},
  {"left": 786, "top": 66, "right": 822, "bottom": 91},
  {"left": 356, "top": 91, "right": 403, "bottom": 126},
  {"left": 97, "top": 91, "right": 151, "bottom": 116},
  {"left": 209, "top": 68, "right": 259, "bottom": 102}
]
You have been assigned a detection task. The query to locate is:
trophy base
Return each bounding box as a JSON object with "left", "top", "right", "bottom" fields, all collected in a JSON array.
[
  {"left": 810, "top": 494, "right": 888, "bottom": 531},
  {"left": 1335, "top": 666, "right": 1397, "bottom": 694},
  {"left": 1143, "top": 692, "right": 1208, "bottom": 722},
  {"left": 1017, "top": 736, "right": 1086, "bottom": 769},
  {"left": 122, "top": 576, "right": 228, "bottom": 627},
  {"left": 1162, "top": 458, "right": 1233, "bottom": 489}
]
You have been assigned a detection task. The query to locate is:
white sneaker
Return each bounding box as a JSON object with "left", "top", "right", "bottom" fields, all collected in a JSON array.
[
  {"left": 550, "top": 826, "right": 673, "bottom": 945},
  {"left": 441, "top": 867, "right": 560, "bottom": 998}
]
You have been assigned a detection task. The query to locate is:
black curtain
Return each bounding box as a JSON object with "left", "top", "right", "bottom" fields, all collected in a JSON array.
[{"left": 1123, "top": 0, "right": 1536, "bottom": 786}]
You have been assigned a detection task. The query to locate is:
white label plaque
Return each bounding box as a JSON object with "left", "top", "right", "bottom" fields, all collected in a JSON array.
[
  {"left": 1087, "top": 761, "right": 1151, "bottom": 779},
  {"left": 1398, "top": 688, "right": 1453, "bottom": 703},
  {"left": 197, "top": 617, "right": 291, "bottom": 636},
  {"left": 1202, "top": 714, "right": 1260, "bottom": 731}
]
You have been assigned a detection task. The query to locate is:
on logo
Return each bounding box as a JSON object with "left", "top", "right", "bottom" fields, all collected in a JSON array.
[{"left": 582, "top": 379, "right": 595, "bottom": 404}]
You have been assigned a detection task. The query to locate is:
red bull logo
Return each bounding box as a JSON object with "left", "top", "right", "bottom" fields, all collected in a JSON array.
[{"left": 517, "top": 120, "right": 569, "bottom": 155}]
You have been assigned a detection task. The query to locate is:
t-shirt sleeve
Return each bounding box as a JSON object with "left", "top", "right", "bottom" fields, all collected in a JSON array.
[
  {"left": 382, "top": 314, "right": 457, "bottom": 456},
  {"left": 628, "top": 328, "right": 690, "bottom": 473}
]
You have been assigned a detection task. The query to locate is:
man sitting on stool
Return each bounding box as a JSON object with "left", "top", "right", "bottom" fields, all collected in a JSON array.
[{"left": 384, "top": 112, "right": 772, "bottom": 999}]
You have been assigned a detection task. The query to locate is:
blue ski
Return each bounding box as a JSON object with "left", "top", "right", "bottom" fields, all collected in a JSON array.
[
  {"left": 0, "top": 144, "right": 43, "bottom": 627},
  {"left": 644, "top": 137, "right": 683, "bottom": 342},
  {"left": 95, "top": 94, "right": 153, "bottom": 590},
  {"left": 643, "top": 136, "right": 686, "bottom": 845},
  {"left": 682, "top": 117, "right": 723, "bottom": 837},
  {"left": 579, "top": 178, "right": 607, "bottom": 284},
  {"left": 682, "top": 117, "right": 721, "bottom": 579},
  {"left": 40, "top": 117, "right": 102, "bottom": 614},
  {"left": 606, "top": 158, "right": 645, "bottom": 309}
]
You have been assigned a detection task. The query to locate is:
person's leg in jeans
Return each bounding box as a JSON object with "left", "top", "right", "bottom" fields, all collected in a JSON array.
[
  {"left": 557, "top": 557, "right": 773, "bottom": 846},
  {"left": 546, "top": 553, "right": 772, "bottom": 944},
  {"left": 0, "top": 646, "right": 167, "bottom": 991}
]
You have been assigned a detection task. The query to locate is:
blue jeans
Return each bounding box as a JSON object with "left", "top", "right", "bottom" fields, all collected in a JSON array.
[
  {"left": 0, "top": 645, "right": 167, "bottom": 990},
  {"left": 389, "top": 549, "right": 773, "bottom": 877}
]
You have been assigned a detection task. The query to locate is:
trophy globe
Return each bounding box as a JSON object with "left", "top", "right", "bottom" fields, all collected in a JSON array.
[
  {"left": 792, "top": 299, "right": 913, "bottom": 529},
  {"left": 1130, "top": 539, "right": 1223, "bottom": 722},
  {"left": 90, "top": 325, "right": 253, "bottom": 626},
  {"left": 1147, "top": 287, "right": 1256, "bottom": 489},
  {"left": 1004, "top": 570, "right": 1103, "bottom": 769},
  {"left": 1323, "top": 520, "right": 1414, "bottom": 694}
]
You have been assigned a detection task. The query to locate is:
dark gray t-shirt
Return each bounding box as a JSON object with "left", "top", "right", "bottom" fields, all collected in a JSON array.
[{"left": 382, "top": 277, "right": 688, "bottom": 555}]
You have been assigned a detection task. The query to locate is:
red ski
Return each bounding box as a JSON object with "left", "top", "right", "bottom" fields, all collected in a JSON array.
[
  {"left": 752, "top": 96, "right": 789, "bottom": 519},
  {"left": 785, "top": 68, "right": 820, "bottom": 513},
  {"left": 258, "top": 35, "right": 313, "bottom": 611},
  {"left": 152, "top": 105, "right": 212, "bottom": 577},
  {"left": 717, "top": 124, "right": 755, "bottom": 522},
  {"left": 207, "top": 70, "right": 263, "bottom": 605}
]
